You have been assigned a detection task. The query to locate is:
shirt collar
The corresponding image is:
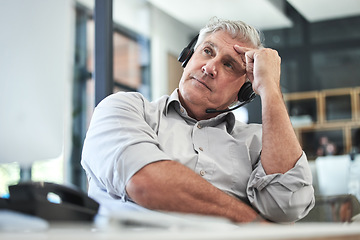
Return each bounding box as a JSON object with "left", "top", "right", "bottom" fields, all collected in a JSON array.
[
  {"left": 165, "top": 89, "right": 236, "bottom": 133},
  {"left": 165, "top": 89, "right": 180, "bottom": 114}
]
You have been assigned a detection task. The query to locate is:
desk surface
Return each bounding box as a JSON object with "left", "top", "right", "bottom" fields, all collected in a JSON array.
[
  {"left": 1, "top": 210, "right": 360, "bottom": 240},
  {"left": 1, "top": 222, "right": 360, "bottom": 240}
]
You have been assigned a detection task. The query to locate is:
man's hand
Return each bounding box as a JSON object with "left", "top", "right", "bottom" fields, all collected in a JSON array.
[{"left": 233, "top": 45, "right": 281, "bottom": 97}]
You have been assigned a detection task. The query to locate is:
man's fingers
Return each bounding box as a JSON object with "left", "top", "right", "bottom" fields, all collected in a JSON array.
[
  {"left": 234, "top": 45, "right": 255, "bottom": 66},
  {"left": 233, "top": 45, "right": 253, "bottom": 54},
  {"left": 234, "top": 45, "right": 256, "bottom": 82}
]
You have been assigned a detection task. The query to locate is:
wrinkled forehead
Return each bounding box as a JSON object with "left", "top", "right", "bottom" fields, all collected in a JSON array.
[
  {"left": 195, "top": 29, "right": 255, "bottom": 50},
  {"left": 199, "top": 31, "right": 252, "bottom": 51},
  {"left": 199, "top": 32, "right": 248, "bottom": 73}
]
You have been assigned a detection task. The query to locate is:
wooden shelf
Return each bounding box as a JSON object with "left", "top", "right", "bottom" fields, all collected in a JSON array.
[{"left": 284, "top": 87, "right": 360, "bottom": 160}]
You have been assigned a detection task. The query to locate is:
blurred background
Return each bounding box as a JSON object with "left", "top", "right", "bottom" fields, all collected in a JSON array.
[{"left": 0, "top": 0, "right": 359, "bottom": 220}]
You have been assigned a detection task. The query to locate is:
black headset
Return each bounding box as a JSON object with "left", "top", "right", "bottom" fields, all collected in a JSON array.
[
  {"left": 178, "top": 34, "right": 199, "bottom": 68},
  {"left": 178, "top": 34, "right": 257, "bottom": 113}
]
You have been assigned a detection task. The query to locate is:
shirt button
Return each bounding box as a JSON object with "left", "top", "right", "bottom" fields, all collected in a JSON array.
[
  {"left": 180, "top": 108, "right": 185, "bottom": 113},
  {"left": 199, "top": 147, "right": 203, "bottom": 151},
  {"left": 197, "top": 124, "right": 202, "bottom": 129},
  {"left": 200, "top": 170, "right": 205, "bottom": 176}
]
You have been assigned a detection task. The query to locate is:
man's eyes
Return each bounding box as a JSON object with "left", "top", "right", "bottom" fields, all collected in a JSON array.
[
  {"left": 203, "top": 48, "right": 212, "bottom": 55},
  {"left": 201, "top": 47, "right": 240, "bottom": 72},
  {"left": 223, "top": 62, "right": 233, "bottom": 69}
]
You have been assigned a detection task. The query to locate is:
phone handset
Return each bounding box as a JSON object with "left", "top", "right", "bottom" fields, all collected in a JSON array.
[{"left": 6, "top": 181, "right": 99, "bottom": 221}]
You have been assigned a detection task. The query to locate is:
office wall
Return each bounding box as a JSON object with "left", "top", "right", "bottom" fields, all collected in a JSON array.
[{"left": 149, "top": 6, "right": 197, "bottom": 98}]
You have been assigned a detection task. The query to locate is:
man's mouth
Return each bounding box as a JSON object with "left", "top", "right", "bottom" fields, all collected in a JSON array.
[{"left": 191, "top": 76, "right": 211, "bottom": 91}]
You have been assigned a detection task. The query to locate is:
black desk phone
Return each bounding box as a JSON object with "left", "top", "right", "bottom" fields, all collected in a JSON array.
[{"left": 0, "top": 181, "right": 99, "bottom": 222}]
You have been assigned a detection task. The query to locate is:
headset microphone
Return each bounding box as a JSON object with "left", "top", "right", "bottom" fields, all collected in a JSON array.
[
  {"left": 205, "top": 82, "right": 256, "bottom": 113},
  {"left": 205, "top": 94, "right": 256, "bottom": 113}
]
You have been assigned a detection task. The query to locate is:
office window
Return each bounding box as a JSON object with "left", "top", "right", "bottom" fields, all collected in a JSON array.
[
  {"left": 68, "top": 8, "right": 151, "bottom": 190},
  {"left": 85, "top": 20, "right": 150, "bottom": 95},
  {"left": 113, "top": 32, "right": 141, "bottom": 92}
]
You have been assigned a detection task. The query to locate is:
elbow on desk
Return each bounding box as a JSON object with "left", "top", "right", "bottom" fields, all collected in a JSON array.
[{"left": 260, "top": 186, "right": 316, "bottom": 223}]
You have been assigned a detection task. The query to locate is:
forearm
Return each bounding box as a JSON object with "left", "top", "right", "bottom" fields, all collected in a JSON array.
[
  {"left": 237, "top": 46, "right": 302, "bottom": 174},
  {"left": 260, "top": 90, "right": 303, "bottom": 174},
  {"left": 126, "top": 160, "right": 264, "bottom": 223}
]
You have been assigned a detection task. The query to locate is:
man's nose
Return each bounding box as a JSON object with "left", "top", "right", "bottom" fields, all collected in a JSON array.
[{"left": 201, "top": 61, "right": 217, "bottom": 78}]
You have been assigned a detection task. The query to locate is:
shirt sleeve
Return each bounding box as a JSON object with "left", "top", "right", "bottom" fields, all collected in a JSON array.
[
  {"left": 247, "top": 152, "right": 315, "bottom": 223},
  {"left": 81, "top": 92, "right": 170, "bottom": 200}
]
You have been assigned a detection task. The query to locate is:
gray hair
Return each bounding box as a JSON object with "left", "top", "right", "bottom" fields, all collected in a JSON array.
[{"left": 195, "top": 17, "right": 264, "bottom": 50}]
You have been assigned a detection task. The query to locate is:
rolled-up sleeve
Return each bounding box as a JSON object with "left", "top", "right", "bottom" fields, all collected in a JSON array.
[
  {"left": 247, "top": 152, "right": 315, "bottom": 223},
  {"left": 81, "top": 92, "right": 169, "bottom": 200}
]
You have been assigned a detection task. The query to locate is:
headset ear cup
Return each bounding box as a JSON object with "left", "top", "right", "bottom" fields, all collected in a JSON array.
[
  {"left": 181, "top": 49, "right": 194, "bottom": 68},
  {"left": 238, "top": 82, "right": 255, "bottom": 102},
  {"left": 178, "top": 34, "right": 199, "bottom": 68},
  {"left": 178, "top": 47, "right": 190, "bottom": 63}
]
